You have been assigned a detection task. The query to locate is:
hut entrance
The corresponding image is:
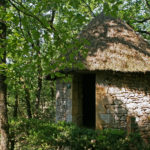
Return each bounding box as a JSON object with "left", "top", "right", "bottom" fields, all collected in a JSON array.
[
  {"left": 72, "top": 74, "right": 95, "bottom": 128},
  {"left": 82, "top": 74, "right": 95, "bottom": 128}
]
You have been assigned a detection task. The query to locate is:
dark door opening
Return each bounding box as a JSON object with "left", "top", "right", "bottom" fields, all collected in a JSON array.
[{"left": 82, "top": 74, "right": 95, "bottom": 129}]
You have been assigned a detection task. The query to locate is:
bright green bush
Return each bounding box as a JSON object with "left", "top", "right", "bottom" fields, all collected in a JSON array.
[{"left": 9, "top": 119, "right": 150, "bottom": 150}]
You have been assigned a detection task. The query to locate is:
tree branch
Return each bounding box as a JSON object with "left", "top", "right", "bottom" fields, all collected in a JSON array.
[
  {"left": 15, "top": 10, "right": 36, "bottom": 48},
  {"left": 50, "top": 10, "right": 55, "bottom": 24},
  {"left": 18, "top": 11, "right": 26, "bottom": 39},
  {"left": 135, "top": 17, "right": 150, "bottom": 23},
  {"left": 145, "top": 0, "right": 150, "bottom": 9},
  {"left": 49, "top": 10, "right": 56, "bottom": 31},
  {"left": 8, "top": 0, "right": 51, "bottom": 32},
  {"left": 9, "top": 0, "right": 61, "bottom": 41},
  {"left": 137, "top": 30, "right": 150, "bottom": 35},
  {"left": 82, "top": 0, "right": 95, "bottom": 17}
]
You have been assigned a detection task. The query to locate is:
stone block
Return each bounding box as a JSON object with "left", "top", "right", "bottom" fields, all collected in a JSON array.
[
  {"left": 126, "top": 103, "right": 137, "bottom": 109},
  {"left": 115, "top": 107, "right": 127, "bottom": 114},
  {"left": 145, "top": 109, "right": 150, "bottom": 114},
  {"left": 99, "top": 113, "right": 114, "bottom": 124},
  {"left": 106, "top": 95, "right": 114, "bottom": 104},
  {"left": 98, "top": 104, "right": 107, "bottom": 113},
  {"left": 135, "top": 109, "right": 143, "bottom": 116},
  {"left": 114, "top": 99, "right": 123, "bottom": 105},
  {"left": 114, "top": 115, "right": 119, "bottom": 121},
  {"left": 120, "top": 116, "right": 126, "bottom": 121},
  {"left": 141, "top": 103, "right": 150, "bottom": 108}
]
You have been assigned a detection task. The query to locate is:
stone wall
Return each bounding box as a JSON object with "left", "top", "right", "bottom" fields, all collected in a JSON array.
[
  {"left": 56, "top": 71, "right": 150, "bottom": 142},
  {"left": 96, "top": 71, "right": 150, "bottom": 142},
  {"left": 56, "top": 79, "right": 72, "bottom": 122}
]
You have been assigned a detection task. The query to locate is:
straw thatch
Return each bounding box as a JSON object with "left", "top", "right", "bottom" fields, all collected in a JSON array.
[{"left": 75, "top": 14, "right": 150, "bottom": 72}]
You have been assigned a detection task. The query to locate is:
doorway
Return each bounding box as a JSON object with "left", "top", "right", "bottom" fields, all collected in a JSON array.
[{"left": 82, "top": 74, "right": 95, "bottom": 128}]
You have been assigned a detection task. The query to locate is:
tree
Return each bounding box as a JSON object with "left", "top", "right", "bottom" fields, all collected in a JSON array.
[{"left": 0, "top": 0, "right": 9, "bottom": 149}]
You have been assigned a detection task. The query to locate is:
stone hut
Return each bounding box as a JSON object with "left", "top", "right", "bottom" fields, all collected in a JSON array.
[{"left": 55, "top": 14, "right": 150, "bottom": 142}]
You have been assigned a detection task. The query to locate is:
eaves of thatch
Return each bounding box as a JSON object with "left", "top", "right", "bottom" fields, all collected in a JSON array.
[{"left": 74, "top": 14, "right": 150, "bottom": 72}]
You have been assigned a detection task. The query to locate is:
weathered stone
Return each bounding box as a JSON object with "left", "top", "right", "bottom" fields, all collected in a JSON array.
[
  {"left": 99, "top": 113, "right": 114, "bottom": 124},
  {"left": 120, "top": 116, "right": 126, "bottom": 121},
  {"left": 115, "top": 107, "right": 127, "bottom": 114},
  {"left": 56, "top": 79, "right": 72, "bottom": 122},
  {"left": 56, "top": 71, "right": 150, "bottom": 142},
  {"left": 135, "top": 109, "right": 144, "bottom": 116},
  {"left": 141, "top": 103, "right": 150, "bottom": 108},
  {"left": 114, "top": 115, "right": 119, "bottom": 121},
  {"left": 145, "top": 109, "right": 150, "bottom": 114},
  {"left": 114, "top": 99, "right": 123, "bottom": 105},
  {"left": 126, "top": 103, "right": 137, "bottom": 109}
]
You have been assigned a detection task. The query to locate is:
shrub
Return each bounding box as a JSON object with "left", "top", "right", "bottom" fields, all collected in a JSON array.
[{"left": 9, "top": 119, "right": 150, "bottom": 150}]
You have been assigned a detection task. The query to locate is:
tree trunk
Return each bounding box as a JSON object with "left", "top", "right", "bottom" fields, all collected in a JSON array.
[
  {"left": 0, "top": 0, "right": 9, "bottom": 150},
  {"left": 51, "top": 81, "right": 55, "bottom": 100},
  {"left": 24, "top": 87, "right": 32, "bottom": 119},
  {"left": 13, "top": 92, "right": 19, "bottom": 118},
  {"left": 35, "top": 40, "right": 42, "bottom": 117},
  {"left": 35, "top": 63, "right": 42, "bottom": 110},
  {"left": 0, "top": 76, "right": 9, "bottom": 150},
  {"left": 10, "top": 92, "right": 19, "bottom": 150},
  {"left": 35, "top": 39, "right": 42, "bottom": 112}
]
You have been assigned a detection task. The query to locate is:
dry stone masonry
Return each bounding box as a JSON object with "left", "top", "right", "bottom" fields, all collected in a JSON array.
[
  {"left": 56, "top": 71, "right": 150, "bottom": 143},
  {"left": 96, "top": 71, "right": 150, "bottom": 141},
  {"left": 56, "top": 79, "right": 72, "bottom": 122}
]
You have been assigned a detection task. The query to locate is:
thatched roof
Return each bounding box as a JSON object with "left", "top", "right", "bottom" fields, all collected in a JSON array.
[{"left": 74, "top": 14, "right": 150, "bottom": 72}]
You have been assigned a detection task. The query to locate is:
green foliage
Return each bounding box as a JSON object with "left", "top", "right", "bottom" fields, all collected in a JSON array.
[
  {"left": 3, "top": 1, "right": 150, "bottom": 149},
  {"left": 9, "top": 119, "right": 150, "bottom": 150},
  {"left": 5, "top": 0, "right": 93, "bottom": 122}
]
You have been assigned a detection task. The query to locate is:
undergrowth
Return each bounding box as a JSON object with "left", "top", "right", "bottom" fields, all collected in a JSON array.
[{"left": 9, "top": 119, "right": 150, "bottom": 150}]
